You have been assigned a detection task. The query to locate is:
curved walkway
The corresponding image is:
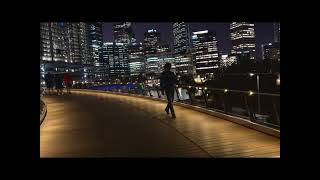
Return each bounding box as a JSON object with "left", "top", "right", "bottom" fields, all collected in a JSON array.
[{"left": 40, "top": 90, "right": 280, "bottom": 157}]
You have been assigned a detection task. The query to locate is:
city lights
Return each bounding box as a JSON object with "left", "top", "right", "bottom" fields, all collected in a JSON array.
[
  {"left": 40, "top": 22, "right": 280, "bottom": 158},
  {"left": 277, "top": 74, "right": 280, "bottom": 86}
]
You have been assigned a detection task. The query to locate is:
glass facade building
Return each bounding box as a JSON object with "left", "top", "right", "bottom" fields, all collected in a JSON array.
[
  {"left": 40, "top": 22, "right": 93, "bottom": 81},
  {"left": 88, "top": 22, "right": 105, "bottom": 80},
  {"left": 220, "top": 54, "right": 237, "bottom": 68},
  {"left": 173, "top": 22, "right": 191, "bottom": 55},
  {"left": 261, "top": 42, "right": 280, "bottom": 62},
  {"left": 273, "top": 23, "right": 280, "bottom": 43},
  {"left": 191, "top": 30, "right": 219, "bottom": 78},
  {"left": 145, "top": 53, "right": 175, "bottom": 76},
  {"left": 113, "top": 22, "right": 136, "bottom": 45},
  {"left": 40, "top": 22, "right": 70, "bottom": 63},
  {"left": 143, "top": 29, "right": 161, "bottom": 55},
  {"left": 230, "top": 22, "right": 256, "bottom": 61},
  {"left": 145, "top": 41, "right": 175, "bottom": 77},
  {"left": 173, "top": 22, "right": 194, "bottom": 75},
  {"left": 128, "top": 42, "right": 145, "bottom": 76},
  {"left": 103, "top": 42, "right": 129, "bottom": 79}
]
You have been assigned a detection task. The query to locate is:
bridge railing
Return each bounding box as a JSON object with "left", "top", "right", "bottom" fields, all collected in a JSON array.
[
  {"left": 40, "top": 87, "right": 47, "bottom": 125},
  {"left": 79, "top": 83, "right": 280, "bottom": 130}
]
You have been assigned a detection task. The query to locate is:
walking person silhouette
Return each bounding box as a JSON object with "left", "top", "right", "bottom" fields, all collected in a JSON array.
[
  {"left": 160, "top": 63, "right": 178, "bottom": 118},
  {"left": 44, "top": 72, "right": 54, "bottom": 95}
]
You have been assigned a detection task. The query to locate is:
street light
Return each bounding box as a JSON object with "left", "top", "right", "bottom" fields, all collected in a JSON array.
[
  {"left": 249, "top": 91, "right": 254, "bottom": 96},
  {"left": 276, "top": 74, "right": 280, "bottom": 86},
  {"left": 249, "top": 73, "right": 260, "bottom": 114}
]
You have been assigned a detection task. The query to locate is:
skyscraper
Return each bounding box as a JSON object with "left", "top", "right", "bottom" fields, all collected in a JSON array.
[
  {"left": 156, "top": 41, "right": 171, "bottom": 53},
  {"left": 261, "top": 43, "right": 280, "bottom": 62},
  {"left": 40, "top": 22, "right": 103, "bottom": 82},
  {"left": 40, "top": 22, "right": 93, "bottom": 81},
  {"left": 172, "top": 22, "right": 194, "bottom": 75},
  {"left": 88, "top": 23, "right": 103, "bottom": 66},
  {"left": 174, "top": 55, "right": 194, "bottom": 75},
  {"left": 128, "top": 42, "right": 145, "bottom": 77},
  {"left": 192, "top": 30, "right": 219, "bottom": 79},
  {"left": 88, "top": 22, "right": 105, "bottom": 80},
  {"left": 173, "top": 22, "right": 191, "bottom": 55},
  {"left": 40, "top": 22, "right": 70, "bottom": 81},
  {"left": 66, "top": 23, "right": 93, "bottom": 65},
  {"left": 113, "top": 22, "right": 136, "bottom": 45},
  {"left": 261, "top": 22, "right": 280, "bottom": 73},
  {"left": 143, "top": 29, "right": 161, "bottom": 55},
  {"left": 230, "top": 22, "right": 256, "bottom": 62},
  {"left": 78, "top": 22, "right": 93, "bottom": 66},
  {"left": 103, "top": 42, "right": 129, "bottom": 79},
  {"left": 220, "top": 54, "right": 237, "bottom": 69},
  {"left": 40, "top": 22, "right": 70, "bottom": 63},
  {"left": 273, "top": 23, "right": 280, "bottom": 43},
  {"left": 156, "top": 41, "right": 175, "bottom": 73},
  {"left": 145, "top": 40, "right": 175, "bottom": 81},
  {"left": 66, "top": 23, "right": 81, "bottom": 64}
]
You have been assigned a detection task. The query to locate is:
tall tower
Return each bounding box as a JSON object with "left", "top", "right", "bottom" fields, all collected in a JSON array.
[
  {"left": 173, "top": 22, "right": 194, "bottom": 75},
  {"left": 88, "top": 22, "right": 105, "bottom": 80},
  {"left": 273, "top": 23, "right": 280, "bottom": 43},
  {"left": 113, "top": 22, "right": 136, "bottom": 45},
  {"left": 103, "top": 42, "right": 129, "bottom": 79},
  {"left": 128, "top": 42, "right": 145, "bottom": 77},
  {"left": 143, "top": 29, "right": 161, "bottom": 55},
  {"left": 173, "top": 22, "right": 190, "bottom": 55},
  {"left": 40, "top": 22, "right": 102, "bottom": 82},
  {"left": 192, "top": 30, "right": 219, "bottom": 79},
  {"left": 230, "top": 22, "right": 256, "bottom": 62}
]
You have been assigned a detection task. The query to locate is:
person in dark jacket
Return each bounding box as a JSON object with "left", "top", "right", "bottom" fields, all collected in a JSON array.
[
  {"left": 54, "top": 74, "right": 64, "bottom": 95},
  {"left": 44, "top": 72, "right": 54, "bottom": 95},
  {"left": 160, "top": 63, "right": 178, "bottom": 118}
]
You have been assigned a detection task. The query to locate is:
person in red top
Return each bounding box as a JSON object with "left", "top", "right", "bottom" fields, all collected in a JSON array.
[{"left": 63, "top": 73, "right": 73, "bottom": 94}]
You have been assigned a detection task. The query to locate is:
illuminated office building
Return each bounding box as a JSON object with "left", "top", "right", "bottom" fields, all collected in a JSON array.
[
  {"left": 261, "top": 42, "right": 280, "bottom": 62},
  {"left": 128, "top": 42, "right": 145, "bottom": 76},
  {"left": 220, "top": 54, "right": 237, "bottom": 68},
  {"left": 273, "top": 23, "right": 280, "bottom": 43},
  {"left": 191, "top": 30, "right": 219, "bottom": 78},
  {"left": 172, "top": 22, "right": 194, "bottom": 75},
  {"left": 40, "top": 22, "right": 94, "bottom": 81},
  {"left": 103, "top": 42, "right": 129, "bottom": 79},
  {"left": 88, "top": 22, "right": 105, "bottom": 80},
  {"left": 146, "top": 41, "right": 175, "bottom": 77},
  {"left": 230, "top": 22, "right": 256, "bottom": 61},
  {"left": 145, "top": 53, "right": 175, "bottom": 78},
  {"left": 114, "top": 22, "right": 136, "bottom": 45},
  {"left": 40, "top": 22, "right": 70, "bottom": 63},
  {"left": 173, "top": 22, "right": 191, "bottom": 55},
  {"left": 174, "top": 55, "right": 194, "bottom": 75},
  {"left": 156, "top": 42, "right": 171, "bottom": 53},
  {"left": 144, "top": 29, "right": 161, "bottom": 55}
]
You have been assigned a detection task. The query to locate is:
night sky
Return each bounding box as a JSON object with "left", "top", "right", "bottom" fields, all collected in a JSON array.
[{"left": 102, "top": 22, "right": 275, "bottom": 59}]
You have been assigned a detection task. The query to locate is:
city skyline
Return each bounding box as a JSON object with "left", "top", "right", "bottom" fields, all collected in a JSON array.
[
  {"left": 41, "top": 22, "right": 280, "bottom": 84},
  {"left": 103, "top": 22, "right": 275, "bottom": 60}
]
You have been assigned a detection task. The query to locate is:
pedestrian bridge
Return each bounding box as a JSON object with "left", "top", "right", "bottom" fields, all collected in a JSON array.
[{"left": 40, "top": 89, "right": 280, "bottom": 158}]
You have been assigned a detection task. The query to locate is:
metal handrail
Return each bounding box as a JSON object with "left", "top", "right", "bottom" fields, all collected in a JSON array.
[
  {"left": 84, "top": 83, "right": 280, "bottom": 130},
  {"left": 40, "top": 98, "right": 47, "bottom": 125},
  {"left": 178, "top": 85, "right": 280, "bottom": 97}
]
